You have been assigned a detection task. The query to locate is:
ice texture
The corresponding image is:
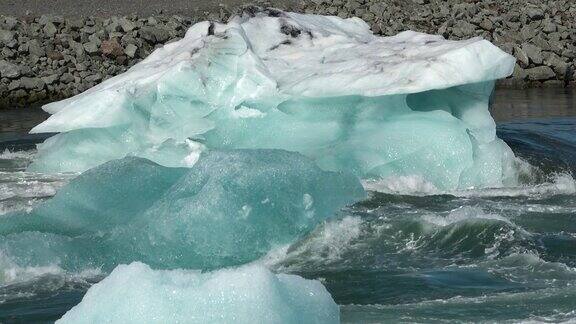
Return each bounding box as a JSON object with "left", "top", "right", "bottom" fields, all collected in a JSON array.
[
  {"left": 30, "top": 10, "right": 517, "bottom": 190},
  {"left": 57, "top": 262, "right": 339, "bottom": 324},
  {"left": 0, "top": 149, "right": 365, "bottom": 271}
]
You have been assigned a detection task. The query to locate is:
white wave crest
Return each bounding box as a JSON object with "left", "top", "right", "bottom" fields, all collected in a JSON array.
[
  {"left": 364, "top": 172, "right": 576, "bottom": 198},
  {"left": 261, "top": 216, "right": 364, "bottom": 270}
]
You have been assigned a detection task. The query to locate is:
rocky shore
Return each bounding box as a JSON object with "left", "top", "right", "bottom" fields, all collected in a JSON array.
[{"left": 0, "top": 0, "right": 574, "bottom": 109}]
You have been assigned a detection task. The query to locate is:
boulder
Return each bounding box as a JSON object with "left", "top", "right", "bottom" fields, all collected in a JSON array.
[
  {"left": 514, "top": 46, "right": 529, "bottom": 67},
  {"left": 0, "top": 60, "right": 20, "bottom": 78},
  {"left": 83, "top": 41, "right": 100, "bottom": 54},
  {"left": 124, "top": 43, "right": 138, "bottom": 58},
  {"left": 522, "top": 43, "right": 543, "bottom": 64},
  {"left": 27, "top": 39, "right": 46, "bottom": 57},
  {"left": 525, "top": 7, "right": 545, "bottom": 20},
  {"left": 139, "top": 26, "right": 170, "bottom": 43},
  {"left": 525, "top": 66, "right": 555, "bottom": 81},
  {"left": 101, "top": 39, "right": 124, "bottom": 57},
  {"left": 20, "top": 77, "right": 46, "bottom": 90},
  {"left": 43, "top": 22, "right": 58, "bottom": 37}
]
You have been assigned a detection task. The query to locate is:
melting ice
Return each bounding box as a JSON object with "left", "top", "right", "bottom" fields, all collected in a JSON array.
[
  {"left": 0, "top": 149, "right": 364, "bottom": 272},
  {"left": 29, "top": 9, "right": 517, "bottom": 190},
  {"left": 58, "top": 263, "right": 339, "bottom": 324},
  {"left": 4, "top": 8, "right": 529, "bottom": 322}
]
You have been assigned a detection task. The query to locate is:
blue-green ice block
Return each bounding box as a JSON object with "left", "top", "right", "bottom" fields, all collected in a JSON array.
[
  {"left": 0, "top": 150, "right": 365, "bottom": 272},
  {"left": 58, "top": 262, "right": 339, "bottom": 324},
  {"left": 29, "top": 11, "right": 518, "bottom": 190}
]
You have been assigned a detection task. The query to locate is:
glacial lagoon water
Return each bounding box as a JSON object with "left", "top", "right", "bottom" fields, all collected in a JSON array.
[{"left": 0, "top": 88, "right": 575, "bottom": 323}]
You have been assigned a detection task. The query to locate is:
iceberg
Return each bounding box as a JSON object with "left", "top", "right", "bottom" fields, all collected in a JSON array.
[
  {"left": 0, "top": 149, "right": 364, "bottom": 272},
  {"left": 29, "top": 9, "right": 517, "bottom": 190},
  {"left": 57, "top": 262, "right": 339, "bottom": 324}
]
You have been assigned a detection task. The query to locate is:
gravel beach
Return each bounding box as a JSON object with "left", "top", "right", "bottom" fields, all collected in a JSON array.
[{"left": 0, "top": 0, "right": 574, "bottom": 108}]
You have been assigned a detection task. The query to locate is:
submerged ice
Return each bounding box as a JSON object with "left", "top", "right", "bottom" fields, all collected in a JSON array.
[
  {"left": 29, "top": 10, "right": 517, "bottom": 190},
  {"left": 58, "top": 263, "right": 338, "bottom": 324},
  {"left": 0, "top": 149, "right": 364, "bottom": 272}
]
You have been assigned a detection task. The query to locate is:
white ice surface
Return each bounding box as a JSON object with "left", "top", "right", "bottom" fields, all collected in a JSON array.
[
  {"left": 29, "top": 10, "right": 516, "bottom": 190},
  {"left": 57, "top": 262, "right": 338, "bottom": 324}
]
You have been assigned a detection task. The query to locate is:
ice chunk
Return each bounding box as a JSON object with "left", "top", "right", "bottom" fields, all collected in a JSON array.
[
  {"left": 29, "top": 10, "right": 516, "bottom": 190},
  {"left": 57, "top": 262, "right": 339, "bottom": 324},
  {"left": 0, "top": 149, "right": 365, "bottom": 272}
]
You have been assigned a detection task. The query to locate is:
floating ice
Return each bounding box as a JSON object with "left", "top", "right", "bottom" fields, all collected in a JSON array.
[
  {"left": 57, "top": 262, "right": 339, "bottom": 324},
  {"left": 30, "top": 9, "right": 517, "bottom": 190},
  {"left": 0, "top": 149, "right": 364, "bottom": 271}
]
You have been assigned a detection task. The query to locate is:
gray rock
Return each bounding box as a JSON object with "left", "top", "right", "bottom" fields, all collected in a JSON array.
[
  {"left": 43, "top": 22, "right": 58, "bottom": 37},
  {"left": 60, "top": 72, "right": 75, "bottom": 83},
  {"left": 20, "top": 77, "right": 46, "bottom": 90},
  {"left": 452, "top": 21, "right": 476, "bottom": 38},
  {"left": 8, "top": 79, "right": 21, "bottom": 90},
  {"left": 1, "top": 47, "right": 15, "bottom": 58},
  {"left": 88, "top": 33, "right": 102, "bottom": 46},
  {"left": 124, "top": 43, "right": 138, "bottom": 58},
  {"left": 12, "top": 89, "right": 27, "bottom": 99},
  {"left": 139, "top": 26, "right": 170, "bottom": 43},
  {"left": 105, "top": 20, "right": 121, "bottom": 33},
  {"left": 83, "top": 41, "right": 100, "bottom": 54},
  {"left": 514, "top": 46, "right": 530, "bottom": 67},
  {"left": 542, "top": 20, "right": 557, "bottom": 33},
  {"left": 0, "top": 60, "right": 20, "bottom": 78},
  {"left": 542, "top": 80, "right": 564, "bottom": 87},
  {"left": 67, "top": 17, "right": 85, "bottom": 30},
  {"left": 522, "top": 43, "right": 543, "bottom": 64},
  {"left": 41, "top": 74, "right": 60, "bottom": 85},
  {"left": 525, "top": 66, "right": 555, "bottom": 80},
  {"left": 526, "top": 7, "right": 545, "bottom": 20},
  {"left": 543, "top": 52, "right": 568, "bottom": 76},
  {"left": 27, "top": 39, "right": 46, "bottom": 57},
  {"left": 68, "top": 40, "right": 86, "bottom": 57},
  {"left": 80, "top": 26, "right": 97, "bottom": 34},
  {"left": 38, "top": 15, "right": 64, "bottom": 26},
  {"left": 520, "top": 26, "right": 537, "bottom": 40},
  {"left": 479, "top": 19, "right": 494, "bottom": 31},
  {"left": 0, "top": 29, "right": 14, "bottom": 44},
  {"left": 2, "top": 16, "right": 18, "bottom": 30},
  {"left": 512, "top": 64, "right": 527, "bottom": 80},
  {"left": 119, "top": 18, "right": 136, "bottom": 32},
  {"left": 84, "top": 73, "right": 102, "bottom": 82}
]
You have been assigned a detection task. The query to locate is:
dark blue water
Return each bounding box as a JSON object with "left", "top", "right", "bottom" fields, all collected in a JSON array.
[{"left": 0, "top": 88, "right": 575, "bottom": 323}]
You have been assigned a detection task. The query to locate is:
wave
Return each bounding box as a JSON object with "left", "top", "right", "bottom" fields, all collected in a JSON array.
[
  {"left": 0, "top": 149, "right": 36, "bottom": 161},
  {"left": 340, "top": 286, "right": 576, "bottom": 323},
  {"left": 364, "top": 170, "right": 576, "bottom": 198}
]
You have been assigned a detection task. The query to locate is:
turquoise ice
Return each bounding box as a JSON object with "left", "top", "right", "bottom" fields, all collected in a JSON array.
[
  {"left": 29, "top": 10, "right": 517, "bottom": 190},
  {"left": 57, "top": 262, "right": 339, "bottom": 324},
  {"left": 0, "top": 149, "right": 365, "bottom": 272}
]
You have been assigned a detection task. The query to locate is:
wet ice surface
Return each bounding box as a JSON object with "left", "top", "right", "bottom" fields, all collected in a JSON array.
[
  {"left": 58, "top": 263, "right": 339, "bottom": 324},
  {"left": 28, "top": 11, "right": 518, "bottom": 191},
  {"left": 2, "top": 115, "right": 576, "bottom": 323},
  {"left": 0, "top": 9, "right": 574, "bottom": 322}
]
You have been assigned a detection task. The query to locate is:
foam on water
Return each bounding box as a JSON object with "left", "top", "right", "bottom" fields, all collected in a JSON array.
[
  {"left": 0, "top": 149, "right": 36, "bottom": 161},
  {"left": 421, "top": 206, "right": 512, "bottom": 227},
  {"left": 262, "top": 216, "right": 365, "bottom": 270},
  {"left": 364, "top": 169, "right": 576, "bottom": 198},
  {"left": 0, "top": 149, "right": 72, "bottom": 215}
]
